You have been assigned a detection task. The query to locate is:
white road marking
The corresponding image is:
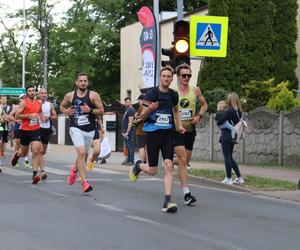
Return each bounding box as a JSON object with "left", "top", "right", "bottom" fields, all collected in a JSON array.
[
  {"left": 126, "top": 215, "right": 247, "bottom": 250},
  {"left": 1, "top": 167, "right": 31, "bottom": 176},
  {"left": 94, "top": 203, "right": 126, "bottom": 213},
  {"left": 44, "top": 166, "right": 69, "bottom": 175},
  {"left": 30, "top": 186, "right": 69, "bottom": 197}
]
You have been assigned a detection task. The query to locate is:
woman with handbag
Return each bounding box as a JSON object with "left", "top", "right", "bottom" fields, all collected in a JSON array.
[{"left": 216, "top": 92, "right": 244, "bottom": 185}]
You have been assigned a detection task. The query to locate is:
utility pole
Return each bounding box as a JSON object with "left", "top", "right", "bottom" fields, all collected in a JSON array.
[
  {"left": 43, "top": 15, "right": 48, "bottom": 90},
  {"left": 177, "top": 0, "right": 184, "bottom": 21},
  {"left": 22, "top": 0, "right": 26, "bottom": 88}
]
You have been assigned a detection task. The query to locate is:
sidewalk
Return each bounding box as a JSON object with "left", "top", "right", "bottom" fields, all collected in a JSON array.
[{"left": 9, "top": 143, "right": 300, "bottom": 202}]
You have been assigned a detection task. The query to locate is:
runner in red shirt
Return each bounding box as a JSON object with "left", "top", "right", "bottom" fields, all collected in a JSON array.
[{"left": 11, "top": 85, "right": 44, "bottom": 184}]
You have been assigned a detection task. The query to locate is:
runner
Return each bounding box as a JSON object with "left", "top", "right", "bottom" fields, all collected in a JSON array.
[
  {"left": 129, "top": 66, "right": 185, "bottom": 213},
  {"left": 174, "top": 63, "right": 208, "bottom": 205},
  {"left": 8, "top": 94, "right": 30, "bottom": 168},
  {"left": 11, "top": 85, "right": 43, "bottom": 184},
  {"left": 60, "top": 72, "right": 104, "bottom": 193},
  {"left": 87, "top": 117, "right": 104, "bottom": 171},
  {"left": 0, "top": 96, "right": 12, "bottom": 160},
  {"left": 38, "top": 88, "right": 57, "bottom": 180}
]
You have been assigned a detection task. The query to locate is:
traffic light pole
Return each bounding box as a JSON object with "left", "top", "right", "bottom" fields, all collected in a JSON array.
[
  {"left": 154, "top": 0, "right": 160, "bottom": 87},
  {"left": 177, "top": 0, "right": 183, "bottom": 21}
]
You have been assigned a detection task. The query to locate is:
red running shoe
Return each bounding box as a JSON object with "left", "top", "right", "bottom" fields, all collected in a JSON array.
[
  {"left": 82, "top": 180, "right": 93, "bottom": 193},
  {"left": 68, "top": 166, "right": 77, "bottom": 185},
  {"left": 32, "top": 175, "right": 40, "bottom": 184},
  {"left": 11, "top": 151, "right": 19, "bottom": 167}
]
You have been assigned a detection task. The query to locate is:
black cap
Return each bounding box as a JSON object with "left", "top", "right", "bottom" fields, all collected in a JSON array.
[{"left": 137, "top": 94, "right": 145, "bottom": 100}]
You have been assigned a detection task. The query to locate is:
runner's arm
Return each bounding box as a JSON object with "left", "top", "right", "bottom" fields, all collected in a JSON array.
[
  {"left": 91, "top": 92, "right": 104, "bottom": 116},
  {"left": 190, "top": 87, "right": 208, "bottom": 125},
  {"left": 173, "top": 106, "right": 185, "bottom": 134},
  {"left": 50, "top": 103, "right": 58, "bottom": 120},
  {"left": 15, "top": 100, "right": 30, "bottom": 120},
  {"left": 60, "top": 93, "right": 74, "bottom": 116}
]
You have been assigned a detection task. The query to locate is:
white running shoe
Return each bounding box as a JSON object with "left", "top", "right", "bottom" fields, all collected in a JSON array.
[
  {"left": 233, "top": 177, "right": 245, "bottom": 184},
  {"left": 221, "top": 177, "right": 233, "bottom": 185}
]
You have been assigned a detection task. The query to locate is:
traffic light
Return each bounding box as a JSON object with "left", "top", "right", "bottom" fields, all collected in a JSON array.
[
  {"left": 173, "top": 20, "right": 190, "bottom": 68},
  {"left": 161, "top": 47, "right": 174, "bottom": 68}
]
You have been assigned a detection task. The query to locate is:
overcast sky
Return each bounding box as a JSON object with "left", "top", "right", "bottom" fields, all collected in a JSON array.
[
  {"left": 0, "top": 0, "right": 72, "bottom": 29},
  {"left": 0, "top": 0, "right": 72, "bottom": 44}
]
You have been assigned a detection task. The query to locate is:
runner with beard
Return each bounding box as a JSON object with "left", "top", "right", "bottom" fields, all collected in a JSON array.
[
  {"left": 11, "top": 85, "right": 43, "bottom": 184},
  {"left": 60, "top": 72, "right": 104, "bottom": 193}
]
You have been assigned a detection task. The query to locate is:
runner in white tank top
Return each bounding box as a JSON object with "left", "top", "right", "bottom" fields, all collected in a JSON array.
[{"left": 39, "top": 88, "right": 57, "bottom": 180}]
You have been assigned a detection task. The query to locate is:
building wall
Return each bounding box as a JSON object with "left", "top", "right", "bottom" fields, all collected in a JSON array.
[{"left": 120, "top": 8, "right": 208, "bottom": 102}]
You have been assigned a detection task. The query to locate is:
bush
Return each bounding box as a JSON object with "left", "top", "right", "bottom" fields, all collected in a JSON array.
[
  {"left": 203, "top": 88, "right": 228, "bottom": 113},
  {"left": 243, "top": 79, "right": 274, "bottom": 111},
  {"left": 267, "top": 81, "right": 300, "bottom": 112}
]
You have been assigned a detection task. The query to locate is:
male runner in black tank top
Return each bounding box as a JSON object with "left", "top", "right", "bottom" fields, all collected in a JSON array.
[{"left": 60, "top": 72, "right": 104, "bottom": 193}]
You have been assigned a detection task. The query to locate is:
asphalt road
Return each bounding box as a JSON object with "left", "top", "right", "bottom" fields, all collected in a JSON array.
[{"left": 0, "top": 156, "right": 299, "bottom": 250}]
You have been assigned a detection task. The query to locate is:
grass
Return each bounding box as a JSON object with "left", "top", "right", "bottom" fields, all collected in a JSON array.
[{"left": 189, "top": 169, "right": 298, "bottom": 191}]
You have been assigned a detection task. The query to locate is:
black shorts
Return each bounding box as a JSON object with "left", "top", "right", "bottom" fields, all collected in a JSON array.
[
  {"left": 146, "top": 129, "right": 174, "bottom": 167},
  {"left": 1, "top": 130, "right": 8, "bottom": 143},
  {"left": 174, "top": 131, "right": 196, "bottom": 151},
  {"left": 20, "top": 129, "right": 41, "bottom": 146},
  {"left": 136, "top": 135, "right": 146, "bottom": 149},
  {"left": 93, "top": 129, "right": 100, "bottom": 140},
  {"left": 40, "top": 128, "right": 53, "bottom": 145},
  {"left": 14, "top": 130, "right": 21, "bottom": 139}
]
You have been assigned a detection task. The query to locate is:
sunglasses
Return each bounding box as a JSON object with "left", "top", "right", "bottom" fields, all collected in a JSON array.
[{"left": 180, "top": 74, "right": 192, "bottom": 79}]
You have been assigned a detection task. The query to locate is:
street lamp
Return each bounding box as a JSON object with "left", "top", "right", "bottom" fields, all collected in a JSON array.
[{"left": 22, "top": 0, "right": 26, "bottom": 89}]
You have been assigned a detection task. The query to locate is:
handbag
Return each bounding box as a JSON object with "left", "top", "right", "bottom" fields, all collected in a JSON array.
[{"left": 233, "top": 112, "right": 247, "bottom": 140}]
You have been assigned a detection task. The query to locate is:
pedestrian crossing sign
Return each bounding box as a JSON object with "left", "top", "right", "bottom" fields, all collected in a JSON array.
[{"left": 190, "top": 15, "right": 228, "bottom": 57}]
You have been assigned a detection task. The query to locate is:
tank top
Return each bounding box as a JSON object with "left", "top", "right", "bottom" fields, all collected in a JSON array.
[
  {"left": 70, "top": 90, "right": 96, "bottom": 132},
  {"left": 20, "top": 98, "right": 41, "bottom": 131},
  {"left": 175, "top": 85, "right": 197, "bottom": 132},
  {"left": 40, "top": 101, "right": 51, "bottom": 129}
]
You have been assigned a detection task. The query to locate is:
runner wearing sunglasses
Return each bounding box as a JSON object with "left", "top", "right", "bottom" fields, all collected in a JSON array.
[{"left": 174, "top": 63, "right": 208, "bottom": 205}]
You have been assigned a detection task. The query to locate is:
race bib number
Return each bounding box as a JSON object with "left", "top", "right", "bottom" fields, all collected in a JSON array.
[
  {"left": 155, "top": 113, "right": 171, "bottom": 126},
  {"left": 29, "top": 118, "right": 39, "bottom": 125},
  {"left": 180, "top": 109, "right": 193, "bottom": 120},
  {"left": 77, "top": 115, "right": 90, "bottom": 126}
]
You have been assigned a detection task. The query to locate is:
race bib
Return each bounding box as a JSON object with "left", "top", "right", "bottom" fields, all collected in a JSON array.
[
  {"left": 155, "top": 113, "right": 171, "bottom": 126},
  {"left": 29, "top": 118, "right": 39, "bottom": 125},
  {"left": 77, "top": 115, "right": 90, "bottom": 126},
  {"left": 180, "top": 109, "right": 193, "bottom": 120}
]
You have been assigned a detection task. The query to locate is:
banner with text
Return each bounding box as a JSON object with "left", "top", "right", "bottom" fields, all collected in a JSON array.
[{"left": 137, "top": 6, "right": 157, "bottom": 88}]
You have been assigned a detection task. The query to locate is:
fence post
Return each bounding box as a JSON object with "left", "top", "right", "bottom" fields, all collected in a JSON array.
[
  {"left": 209, "top": 113, "right": 214, "bottom": 161},
  {"left": 278, "top": 112, "right": 284, "bottom": 166}
]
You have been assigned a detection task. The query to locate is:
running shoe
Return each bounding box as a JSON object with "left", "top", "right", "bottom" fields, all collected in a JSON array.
[
  {"left": 24, "top": 160, "right": 30, "bottom": 168},
  {"left": 233, "top": 177, "right": 245, "bottom": 184},
  {"left": 129, "top": 160, "right": 142, "bottom": 182},
  {"left": 87, "top": 161, "right": 94, "bottom": 171},
  {"left": 32, "top": 175, "right": 40, "bottom": 184},
  {"left": 82, "top": 180, "right": 93, "bottom": 193},
  {"left": 11, "top": 151, "right": 19, "bottom": 167},
  {"left": 0, "top": 167, "right": 2, "bottom": 173},
  {"left": 161, "top": 202, "right": 178, "bottom": 213},
  {"left": 41, "top": 172, "right": 48, "bottom": 180},
  {"left": 221, "top": 177, "right": 233, "bottom": 185},
  {"left": 68, "top": 166, "right": 77, "bottom": 185},
  {"left": 15, "top": 163, "right": 19, "bottom": 168},
  {"left": 184, "top": 193, "right": 197, "bottom": 205}
]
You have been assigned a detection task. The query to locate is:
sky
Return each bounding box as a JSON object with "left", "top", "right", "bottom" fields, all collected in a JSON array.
[{"left": 0, "top": 0, "right": 72, "bottom": 32}]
